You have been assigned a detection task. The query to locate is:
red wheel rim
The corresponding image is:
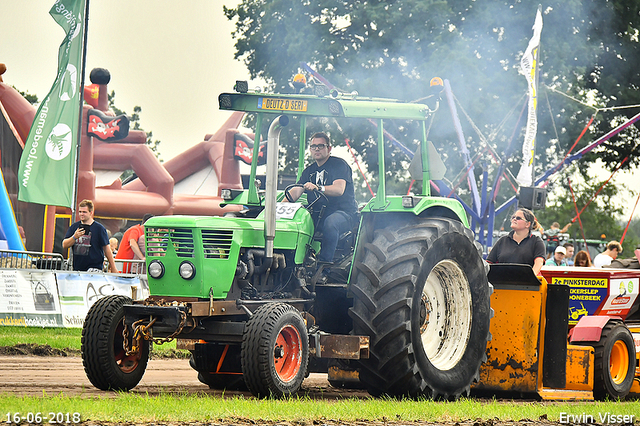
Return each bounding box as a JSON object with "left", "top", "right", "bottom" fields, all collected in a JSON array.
[
  {"left": 114, "top": 321, "right": 141, "bottom": 374},
  {"left": 273, "top": 324, "right": 302, "bottom": 382}
]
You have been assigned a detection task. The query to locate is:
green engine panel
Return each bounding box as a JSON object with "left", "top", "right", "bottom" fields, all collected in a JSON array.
[{"left": 144, "top": 205, "right": 314, "bottom": 299}]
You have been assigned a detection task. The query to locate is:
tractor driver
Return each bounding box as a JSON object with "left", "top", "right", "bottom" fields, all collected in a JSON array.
[
  {"left": 487, "top": 207, "right": 546, "bottom": 275},
  {"left": 287, "top": 132, "right": 358, "bottom": 263}
]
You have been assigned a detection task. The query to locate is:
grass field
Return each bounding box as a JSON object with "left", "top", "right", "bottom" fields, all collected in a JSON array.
[
  {"left": 1, "top": 326, "right": 639, "bottom": 424},
  {"left": 0, "top": 326, "right": 189, "bottom": 357},
  {"left": 0, "top": 393, "right": 638, "bottom": 424}
]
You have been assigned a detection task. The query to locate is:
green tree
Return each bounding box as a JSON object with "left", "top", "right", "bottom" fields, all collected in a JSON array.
[
  {"left": 627, "top": 217, "right": 640, "bottom": 247},
  {"left": 535, "top": 177, "right": 639, "bottom": 255},
  {"left": 225, "top": 0, "right": 640, "bottom": 214},
  {"left": 16, "top": 88, "right": 38, "bottom": 105}
]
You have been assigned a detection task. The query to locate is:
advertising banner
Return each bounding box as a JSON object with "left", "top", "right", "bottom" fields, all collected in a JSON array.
[
  {"left": 551, "top": 276, "right": 608, "bottom": 324},
  {"left": 56, "top": 272, "right": 145, "bottom": 327},
  {"left": 0, "top": 269, "right": 63, "bottom": 327},
  {"left": 599, "top": 277, "right": 639, "bottom": 317},
  {"left": 0, "top": 270, "right": 147, "bottom": 328}
]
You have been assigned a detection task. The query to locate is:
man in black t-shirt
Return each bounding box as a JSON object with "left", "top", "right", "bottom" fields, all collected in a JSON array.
[
  {"left": 288, "top": 132, "right": 358, "bottom": 262},
  {"left": 62, "top": 199, "right": 118, "bottom": 272}
]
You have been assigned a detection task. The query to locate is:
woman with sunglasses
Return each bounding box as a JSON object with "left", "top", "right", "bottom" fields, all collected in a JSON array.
[{"left": 486, "top": 207, "right": 546, "bottom": 275}]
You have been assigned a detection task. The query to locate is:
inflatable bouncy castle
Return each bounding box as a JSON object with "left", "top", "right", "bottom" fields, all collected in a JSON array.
[{"left": 0, "top": 64, "right": 247, "bottom": 254}]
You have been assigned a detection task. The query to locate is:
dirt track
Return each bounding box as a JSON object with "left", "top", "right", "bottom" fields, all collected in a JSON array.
[
  {"left": 0, "top": 355, "right": 562, "bottom": 426},
  {"left": 5, "top": 354, "right": 638, "bottom": 426},
  {"left": 0, "top": 355, "right": 370, "bottom": 399}
]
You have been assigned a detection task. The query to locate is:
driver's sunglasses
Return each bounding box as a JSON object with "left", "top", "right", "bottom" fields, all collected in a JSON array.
[{"left": 310, "top": 144, "right": 327, "bottom": 151}]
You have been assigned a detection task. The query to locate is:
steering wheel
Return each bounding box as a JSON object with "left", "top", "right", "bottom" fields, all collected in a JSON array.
[{"left": 284, "top": 183, "right": 328, "bottom": 210}]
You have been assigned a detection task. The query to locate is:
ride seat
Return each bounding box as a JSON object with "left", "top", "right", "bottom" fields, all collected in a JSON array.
[{"left": 312, "top": 213, "right": 360, "bottom": 263}]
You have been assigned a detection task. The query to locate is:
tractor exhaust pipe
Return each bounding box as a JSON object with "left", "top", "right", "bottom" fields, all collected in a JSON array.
[{"left": 263, "top": 115, "right": 289, "bottom": 266}]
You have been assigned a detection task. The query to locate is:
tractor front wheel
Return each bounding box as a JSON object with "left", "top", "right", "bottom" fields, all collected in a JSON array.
[
  {"left": 81, "top": 295, "right": 149, "bottom": 391},
  {"left": 241, "top": 303, "right": 309, "bottom": 397},
  {"left": 592, "top": 321, "right": 635, "bottom": 400}
]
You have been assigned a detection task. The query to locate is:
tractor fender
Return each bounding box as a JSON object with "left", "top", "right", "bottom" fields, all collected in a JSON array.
[{"left": 569, "top": 315, "right": 623, "bottom": 343}]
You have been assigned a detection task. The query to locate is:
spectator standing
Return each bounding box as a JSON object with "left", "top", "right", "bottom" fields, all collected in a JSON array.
[
  {"left": 486, "top": 208, "right": 546, "bottom": 275},
  {"left": 544, "top": 221, "right": 572, "bottom": 255},
  {"left": 109, "top": 237, "right": 119, "bottom": 255},
  {"left": 62, "top": 199, "right": 118, "bottom": 273},
  {"left": 116, "top": 214, "right": 153, "bottom": 272},
  {"left": 564, "top": 242, "right": 575, "bottom": 266},
  {"left": 609, "top": 244, "right": 640, "bottom": 269},
  {"left": 574, "top": 250, "right": 593, "bottom": 267},
  {"left": 546, "top": 246, "right": 568, "bottom": 266},
  {"left": 592, "top": 241, "right": 623, "bottom": 268}
]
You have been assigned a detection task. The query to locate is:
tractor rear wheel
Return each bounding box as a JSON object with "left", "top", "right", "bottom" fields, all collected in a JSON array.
[
  {"left": 81, "top": 295, "right": 149, "bottom": 391},
  {"left": 241, "top": 303, "right": 309, "bottom": 397},
  {"left": 349, "top": 216, "right": 492, "bottom": 399},
  {"left": 592, "top": 321, "right": 635, "bottom": 400}
]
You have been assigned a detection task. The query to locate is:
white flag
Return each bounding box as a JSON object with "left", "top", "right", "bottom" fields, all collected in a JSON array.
[{"left": 516, "top": 8, "right": 543, "bottom": 187}]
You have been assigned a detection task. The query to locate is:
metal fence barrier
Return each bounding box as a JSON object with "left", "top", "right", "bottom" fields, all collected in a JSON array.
[
  {"left": 0, "top": 249, "right": 146, "bottom": 275},
  {"left": 0, "top": 249, "right": 68, "bottom": 270},
  {"left": 110, "top": 259, "right": 146, "bottom": 274}
]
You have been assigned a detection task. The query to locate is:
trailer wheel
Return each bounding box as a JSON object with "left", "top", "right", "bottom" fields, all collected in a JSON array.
[
  {"left": 241, "top": 303, "right": 309, "bottom": 397},
  {"left": 81, "top": 295, "right": 149, "bottom": 391},
  {"left": 592, "top": 321, "right": 635, "bottom": 400},
  {"left": 349, "top": 216, "right": 492, "bottom": 399}
]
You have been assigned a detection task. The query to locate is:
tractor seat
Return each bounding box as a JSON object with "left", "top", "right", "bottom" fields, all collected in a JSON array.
[
  {"left": 312, "top": 229, "right": 354, "bottom": 242},
  {"left": 313, "top": 212, "right": 360, "bottom": 242}
]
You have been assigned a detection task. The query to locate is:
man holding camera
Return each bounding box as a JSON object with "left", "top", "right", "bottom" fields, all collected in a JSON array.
[{"left": 63, "top": 199, "right": 118, "bottom": 272}]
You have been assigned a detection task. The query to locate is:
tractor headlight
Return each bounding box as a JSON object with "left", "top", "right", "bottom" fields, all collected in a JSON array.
[
  {"left": 148, "top": 260, "right": 165, "bottom": 279},
  {"left": 402, "top": 195, "right": 415, "bottom": 208},
  {"left": 179, "top": 261, "right": 196, "bottom": 280}
]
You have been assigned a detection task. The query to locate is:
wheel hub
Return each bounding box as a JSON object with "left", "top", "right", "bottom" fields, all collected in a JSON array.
[
  {"left": 274, "top": 345, "right": 285, "bottom": 359},
  {"left": 420, "top": 259, "right": 473, "bottom": 371},
  {"left": 419, "top": 293, "right": 432, "bottom": 334},
  {"left": 273, "top": 325, "right": 302, "bottom": 382}
]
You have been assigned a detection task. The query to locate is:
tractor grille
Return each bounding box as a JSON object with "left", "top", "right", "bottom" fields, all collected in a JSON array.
[
  {"left": 146, "top": 228, "right": 195, "bottom": 258},
  {"left": 202, "top": 230, "right": 233, "bottom": 259}
]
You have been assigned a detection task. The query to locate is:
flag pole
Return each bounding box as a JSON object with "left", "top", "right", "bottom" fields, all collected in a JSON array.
[{"left": 71, "top": 0, "right": 90, "bottom": 222}]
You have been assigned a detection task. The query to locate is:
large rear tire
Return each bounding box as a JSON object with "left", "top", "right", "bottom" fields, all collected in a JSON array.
[
  {"left": 592, "top": 321, "right": 635, "bottom": 400},
  {"left": 241, "top": 303, "right": 309, "bottom": 397},
  {"left": 81, "top": 295, "right": 149, "bottom": 391},
  {"left": 349, "top": 216, "right": 492, "bottom": 399}
]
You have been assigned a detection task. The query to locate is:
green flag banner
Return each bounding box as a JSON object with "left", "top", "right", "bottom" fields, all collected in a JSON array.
[{"left": 18, "top": 0, "right": 86, "bottom": 207}]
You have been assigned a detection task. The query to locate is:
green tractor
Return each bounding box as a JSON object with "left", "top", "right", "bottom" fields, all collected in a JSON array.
[{"left": 81, "top": 82, "right": 492, "bottom": 399}]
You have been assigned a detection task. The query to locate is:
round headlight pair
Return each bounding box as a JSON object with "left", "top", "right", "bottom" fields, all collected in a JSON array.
[{"left": 147, "top": 260, "right": 195, "bottom": 280}]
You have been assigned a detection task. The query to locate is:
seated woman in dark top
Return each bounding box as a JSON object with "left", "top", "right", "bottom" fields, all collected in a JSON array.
[{"left": 487, "top": 207, "right": 546, "bottom": 275}]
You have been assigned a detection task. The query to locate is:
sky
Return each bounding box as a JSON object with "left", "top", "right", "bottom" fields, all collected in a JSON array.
[
  {"left": 1, "top": 0, "right": 254, "bottom": 162},
  {"left": 2, "top": 0, "right": 639, "bottom": 223}
]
